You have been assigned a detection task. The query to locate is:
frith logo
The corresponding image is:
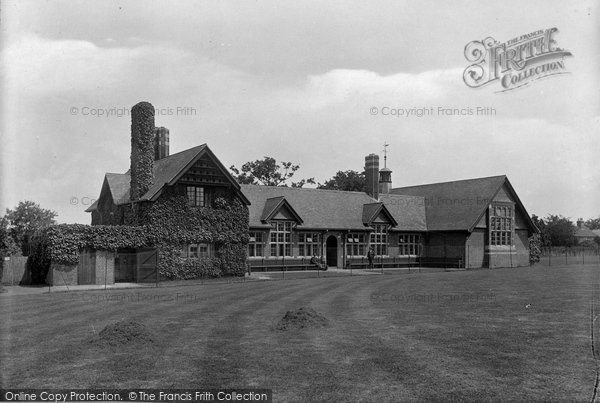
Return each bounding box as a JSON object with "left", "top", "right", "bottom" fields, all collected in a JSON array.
[{"left": 463, "top": 28, "right": 572, "bottom": 92}]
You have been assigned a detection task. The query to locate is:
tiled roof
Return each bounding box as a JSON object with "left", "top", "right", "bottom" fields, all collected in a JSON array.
[
  {"left": 390, "top": 175, "right": 507, "bottom": 231},
  {"left": 240, "top": 185, "right": 427, "bottom": 231},
  {"left": 139, "top": 145, "right": 207, "bottom": 201},
  {"left": 362, "top": 203, "right": 382, "bottom": 224},
  {"left": 106, "top": 173, "right": 131, "bottom": 205},
  {"left": 260, "top": 197, "right": 304, "bottom": 223},
  {"left": 575, "top": 225, "right": 597, "bottom": 238},
  {"left": 593, "top": 229, "right": 600, "bottom": 237},
  {"left": 87, "top": 144, "right": 249, "bottom": 213}
]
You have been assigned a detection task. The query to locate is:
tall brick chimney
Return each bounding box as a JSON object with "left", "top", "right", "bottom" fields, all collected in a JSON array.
[
  {"left": 130, "top": 102, "right": 155, "bottom": 202},
  {"left": 365, "top": 154, "right": 379, "bottom": 200},
  {"left": 154, "top": 126, "right": 170, "bottom": 160}
]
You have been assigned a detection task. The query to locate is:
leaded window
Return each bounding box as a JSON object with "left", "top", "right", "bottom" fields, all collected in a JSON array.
[
  {"left": 370, "top": 224, "right": 388, "bottom": 256},
  {"left": 398, "top": 233, "right": 421, "bottom": 256},
  {"left": 180, "top": 243, "right": 212, "bottom": 258},
  {"left": 248, "top": 231, "right": 264, "bottom": 257},
  {"left": 346, "top": 233, "right": 367, "bottom": 256},
  {"left": 269, "top": 221, "right": 292, "bottom": 257},
  {"left": 186, "top": 186, "right": 205, "bottom": 207},
  {"left": 298, "top": 232, "right": 321, "bottom": 257},
  {"left": 490, "top": 204, "right": 513, "bottom": 246}
]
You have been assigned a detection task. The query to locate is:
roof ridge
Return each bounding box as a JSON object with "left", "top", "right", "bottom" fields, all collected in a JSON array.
[
  {"left": 160, "top": 144, "right": 206, "bottom": 160},
  {"left": 392, "top": 174, "right": 506, "bottom": 190},
  {"left": 239, "top": 184, "right": 375, "bottom": 197}
]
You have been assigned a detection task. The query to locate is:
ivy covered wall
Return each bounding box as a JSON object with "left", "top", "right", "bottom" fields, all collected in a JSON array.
[{"left": 34, "top": 192, "right": 249, "bottom": 281}]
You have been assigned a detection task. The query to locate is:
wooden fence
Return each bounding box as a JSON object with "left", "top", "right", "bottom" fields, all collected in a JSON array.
[{"left": 1, "top": 256, "right": 28, "bottom": 285}]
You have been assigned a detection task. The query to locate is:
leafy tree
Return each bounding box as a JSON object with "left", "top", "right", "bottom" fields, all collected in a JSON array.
[
  {"left": 317, "top": 170, "right": 366, "bottom": 192},
  {"left": 5, "top": 201, "right": 57, "bottom": 255},
  {"left": 531, "top": 215, "right": 551, "bottom": 246},
  {"left": 0, "top": 216, "right": 21, "bottom": 256},
  {"left": 543, "top": 215, "right": 576, "bottom": 247},
  {"left": 230, "top": 156, "right": 315, "bottom": 187},
  {"left": 585, "top": 217, "right": 600, "bottom": 230}
]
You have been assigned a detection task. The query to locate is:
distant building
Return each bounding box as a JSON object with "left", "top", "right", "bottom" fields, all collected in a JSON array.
[{"left": 574, "top": 219, "right": 597, "bottom": 244}]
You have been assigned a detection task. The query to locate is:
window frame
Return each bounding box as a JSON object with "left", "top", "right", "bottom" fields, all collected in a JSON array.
[
  {"left": 398, "top": 233, "right": 422, "bottom": 256},
  {"left": 186, "top": 186, "right": 205, "bottom": 207},
  {"left": 489, "top": 203, "right": 514, "bottom": 247},
  {"left": 369, "top": 224, "right": 389, "bottom": 256},
  {"left": 269, "top": 221, "right": 292, "bottom": 257},
  {"left": 248, "top": 231, "right": 265, "bottom": 258},
  {"left": 346, "top": 233, "right": 367, "bottom": 257},
  {"left": 298, "top": 232, "right": 321, "bottom": 257},
  {"left": 180, "top": 243, "right": 212, "bottom": 259}
]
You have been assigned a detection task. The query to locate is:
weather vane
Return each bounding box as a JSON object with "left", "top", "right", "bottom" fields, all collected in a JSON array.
[{"left": 382, "top": 142, "right": 389, "bottom": 168}]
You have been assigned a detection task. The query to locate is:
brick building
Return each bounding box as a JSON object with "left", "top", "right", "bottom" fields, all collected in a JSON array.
[
  {"left": 243, "top": 154, "right": 538, "bottom": 270},
  {"left": 84, "top": 102, "right": 538, "bottom": 282}
]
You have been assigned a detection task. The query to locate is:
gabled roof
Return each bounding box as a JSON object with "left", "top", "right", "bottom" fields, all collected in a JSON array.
[
  {"left": 361, "top": 203, "right": 398, "bottom": 227},
  {"left": 241, "top": 185, "right": 427, "bottom": 231},
  {"left": 86, "top": 144, "right": 249, "bottom": 213},
  {"left": 378, "top": 194, "right": 427, "bottom": 231},
  {"left": 106, "top": 173, "right": 131, "bottom": 205},
  {"left": 140, "top": 145, "right": 208, "bottom": 202},
  {"left": 84, "top": 173, "right": 129, "bottom": 212},
  {"left": 575, "top": 225, "right": 597, "bottom": 238},
  {"left": 390, "top": 175, "right": 537, "bottom": 233},
  {"left": 260, "top": 196, "right": 303, "bottom": 224}
]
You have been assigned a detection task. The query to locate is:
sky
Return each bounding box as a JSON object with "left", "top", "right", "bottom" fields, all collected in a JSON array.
[{"left": 0, "top": 0, "right": 598, "bottom": 224}]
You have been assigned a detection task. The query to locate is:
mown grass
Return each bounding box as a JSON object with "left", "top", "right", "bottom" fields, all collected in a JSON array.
[{"left": 0, "top": 265, "right": 598, "bottom": 401}]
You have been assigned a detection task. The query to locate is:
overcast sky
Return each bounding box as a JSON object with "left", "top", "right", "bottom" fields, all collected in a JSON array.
[{"left": 1, "top": 0, "right": 598, "bottom": 224}]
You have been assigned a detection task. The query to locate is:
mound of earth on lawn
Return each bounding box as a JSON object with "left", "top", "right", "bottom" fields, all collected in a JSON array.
[
  {"left": 275, "top": 307, "right": 329, "bottom": 331},
  {"left": 90, "top": 320, "right": 155, "bottom": 347}
]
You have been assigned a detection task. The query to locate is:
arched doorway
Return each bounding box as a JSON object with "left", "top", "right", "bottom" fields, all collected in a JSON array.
[{"left": 326, "top": 236, "right": 338, "bottom": 267}]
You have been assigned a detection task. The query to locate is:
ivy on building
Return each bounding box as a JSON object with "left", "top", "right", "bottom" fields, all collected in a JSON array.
[{"left": 34, "top": 196, "right": 249, "bottom": 281}]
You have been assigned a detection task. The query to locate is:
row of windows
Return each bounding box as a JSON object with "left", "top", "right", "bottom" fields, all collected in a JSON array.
[
  {"left": 180, "top": 243, "right": 212, "bottom": 259},
  {"left": 248, "top": 223, "right": 422, "bottom": 258}
]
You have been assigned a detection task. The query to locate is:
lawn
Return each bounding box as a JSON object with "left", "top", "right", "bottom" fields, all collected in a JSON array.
[{"left": 1, "top": 265, "right": 598, "bottom": 401}]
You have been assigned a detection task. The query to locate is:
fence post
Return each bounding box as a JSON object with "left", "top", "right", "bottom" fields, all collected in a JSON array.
[
  {"left": 105, "top": 252, "right": 108, "bottom": 290},
  {"left": 565, "top": 249, "right": 567, "bottom": 265}
]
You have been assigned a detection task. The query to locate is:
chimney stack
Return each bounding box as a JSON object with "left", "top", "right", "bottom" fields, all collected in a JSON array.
[
  {"left": 577, "top": 218, "right": 584, "bottom": 229},
  {"left": 154, "top": 127, "right": 170, "bottom": 160},
  {"left": 130, "top": 102, "right": 155, "bottom": 202},
  {"left": 365, "top": 154, "right": 379, "bottom": 200}
]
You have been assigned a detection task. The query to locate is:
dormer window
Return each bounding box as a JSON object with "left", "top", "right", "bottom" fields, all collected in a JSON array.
[{"left": 187, "top": 186, "right": 205, "bottom": 207}]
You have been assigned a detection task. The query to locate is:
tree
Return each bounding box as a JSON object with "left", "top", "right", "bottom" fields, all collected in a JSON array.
[
  {"left": 0, "top": 216, "right": 21, "bottom": 256},
  {"left": 317, "top": 170, "right": 366, "bottom": 192},
  {"left": 543, "top": 215, "right": 576, "bottom": 247},
  {"left": 531, "top": 215, "right": 550, "bottom": 246},
  {"left": 585, "top": 217, "right": 600, "bottom": 230},
  {"left": 5, "top": 200, "right": 57, "bottom": 255},
  {"left": 230, "top": 156, "right": 315, "bottom": 187}
]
